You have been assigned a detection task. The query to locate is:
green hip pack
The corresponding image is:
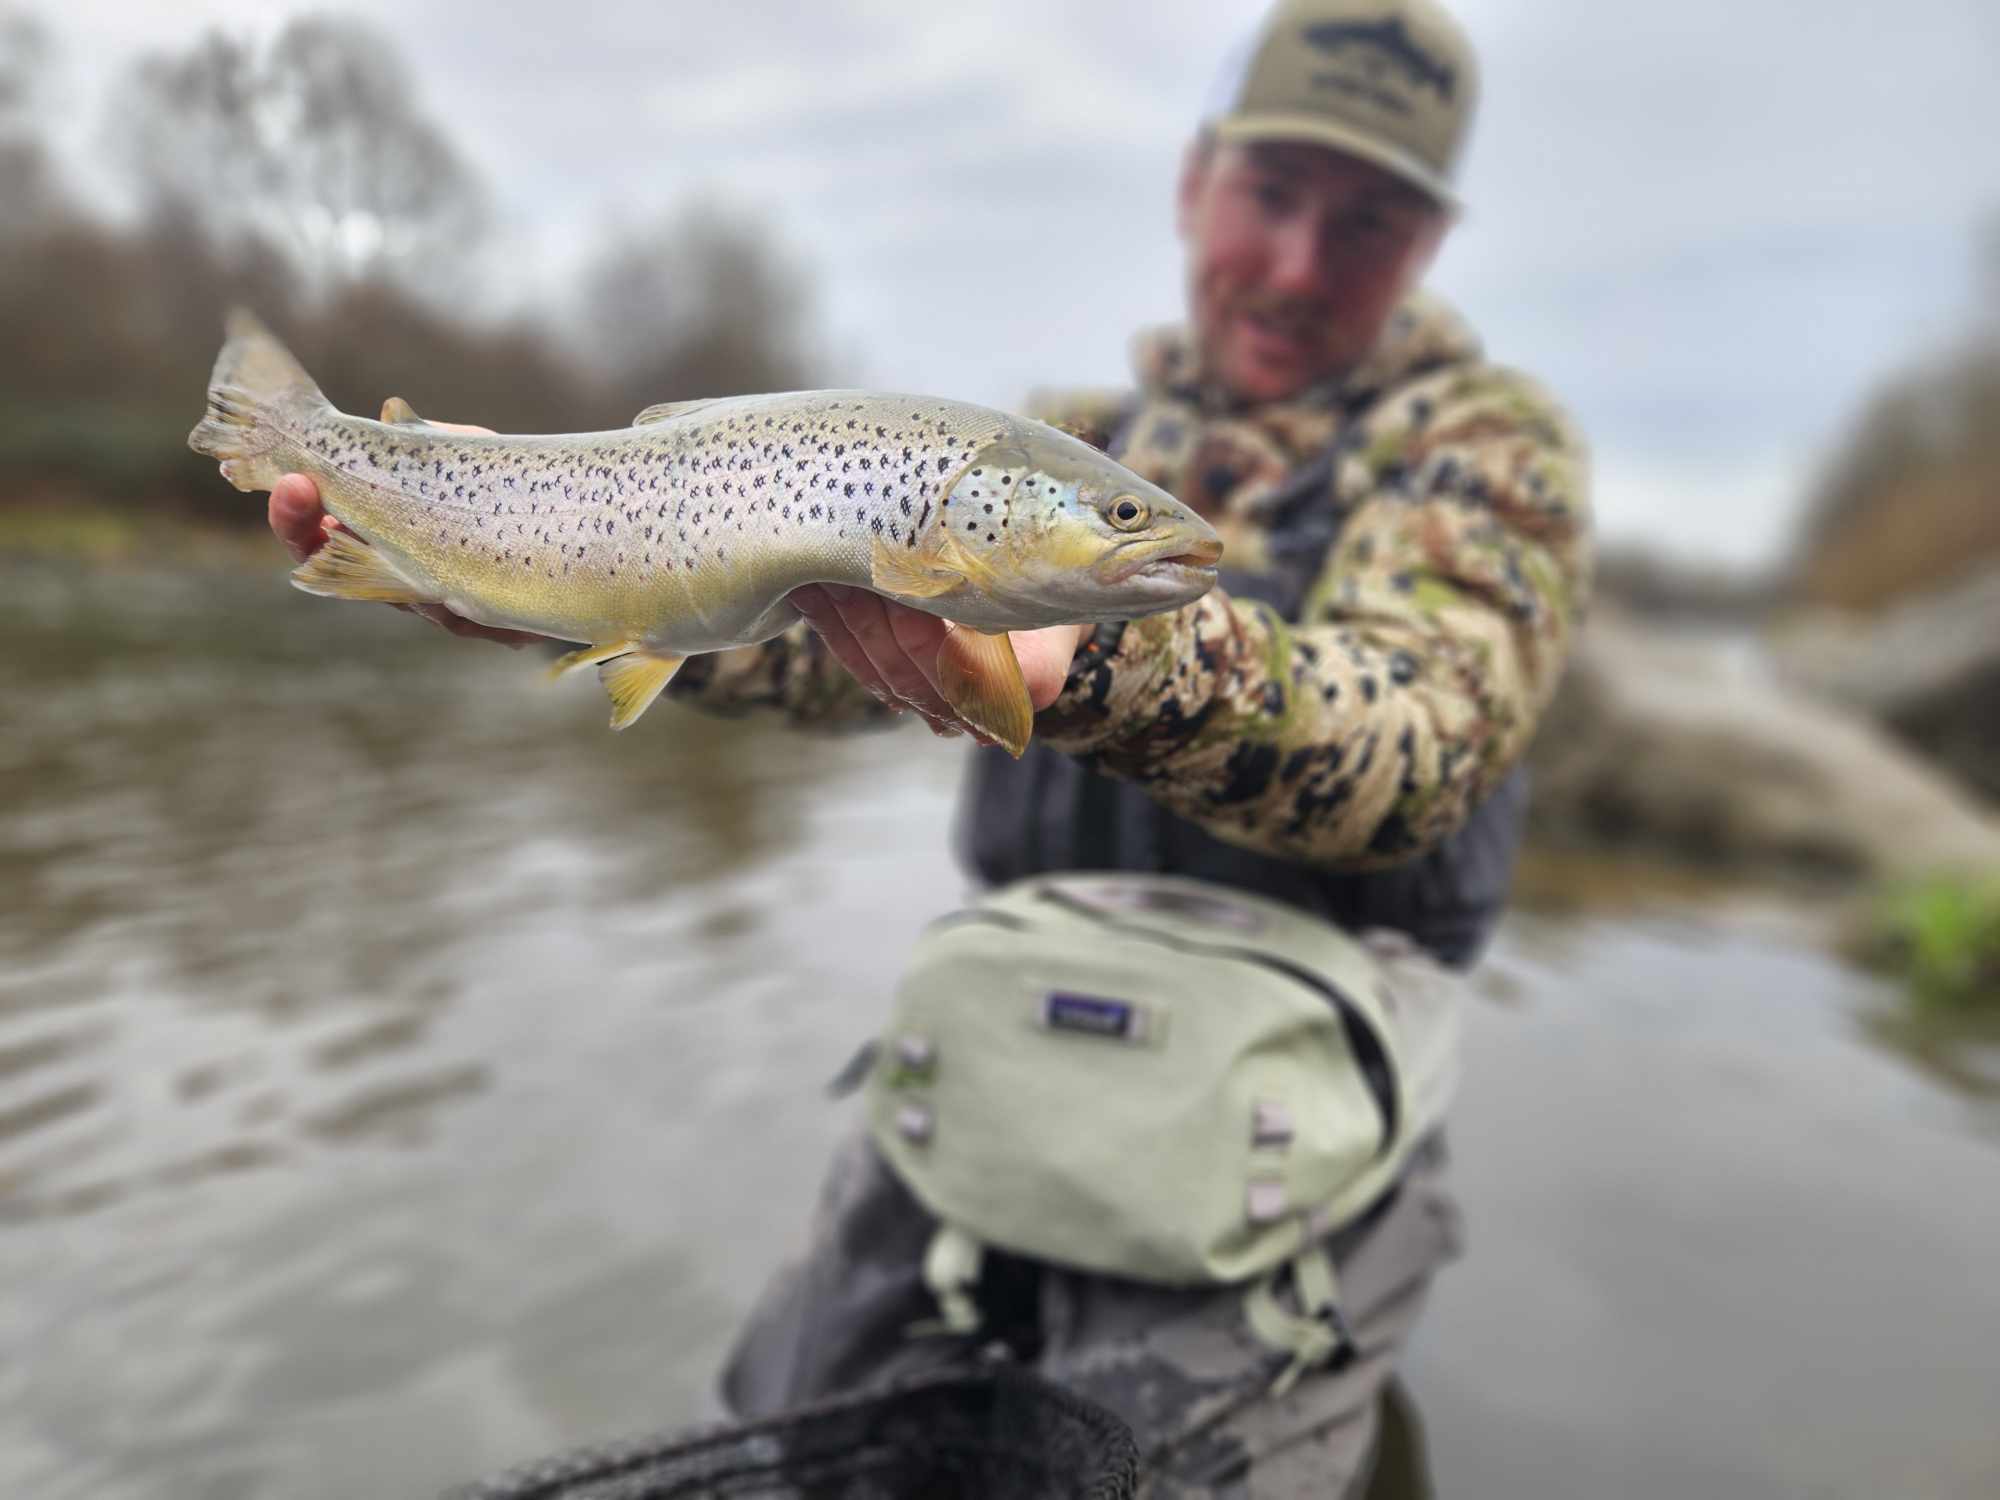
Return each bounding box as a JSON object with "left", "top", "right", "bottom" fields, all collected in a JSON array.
[{"left": 862, "top": 872, "right": 1447, "bottom": 1391}]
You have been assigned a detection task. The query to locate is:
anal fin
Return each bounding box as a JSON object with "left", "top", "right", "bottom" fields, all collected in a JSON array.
[
  {"left": 598, "top": 651, "right": 686, "bottom": 730},
  {"left": 936, "top": 627, "right": 1034, "bottom": 758},
  {"left": 290, "top": 529, "right": 430, "bottom": 606}
]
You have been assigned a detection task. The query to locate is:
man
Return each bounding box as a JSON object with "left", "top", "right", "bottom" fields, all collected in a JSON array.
[{"left": 270, "top": 0, "right": 1589, "bottom": 1489}]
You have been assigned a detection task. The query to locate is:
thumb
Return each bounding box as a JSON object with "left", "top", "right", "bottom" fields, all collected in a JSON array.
[
  {"left": 1011, "top": 623, "right": 1087, "bottom": 711},
  {"left": 268, "top": 473, "right": 327, "bottom": 563}
]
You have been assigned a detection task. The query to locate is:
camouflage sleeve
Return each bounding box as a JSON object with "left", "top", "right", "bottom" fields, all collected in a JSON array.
[
  {"left": 664, "top": 618, "right": 900, "bottom": 731},
  {"left": 1035, "top": 365, "right": 1593, "bottom": 867}
]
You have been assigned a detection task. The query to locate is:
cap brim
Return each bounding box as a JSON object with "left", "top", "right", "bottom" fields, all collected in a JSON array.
[{"left": 1211, "top": 113, "right": 1461, "bottom": 210}]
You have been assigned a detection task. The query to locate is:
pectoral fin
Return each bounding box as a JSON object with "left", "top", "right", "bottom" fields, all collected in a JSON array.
[
  {"left": 869, "top": 531, "right": 1000, "bottom": 603},
  {"left": 869, "top": 536, "right": 964, "bottom": 600},
  {"left": 937, "top": 627, "right": 1034, "bottom": 758},
  {"left": 290, "top": 529, "right": 430, "bottom": 605},
  {"left": 598, "top": 650, "right": 685, "bottom": 730}
]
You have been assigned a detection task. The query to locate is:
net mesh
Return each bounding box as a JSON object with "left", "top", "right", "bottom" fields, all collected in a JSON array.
[{"left": 448, "top": 1367, "right": 1140, "bottom": 1500}]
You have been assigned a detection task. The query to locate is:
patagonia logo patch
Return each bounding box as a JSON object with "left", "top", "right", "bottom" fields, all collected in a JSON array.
[{"left": 1042, "top": 991, "right": 1145, "bottom": 1042}]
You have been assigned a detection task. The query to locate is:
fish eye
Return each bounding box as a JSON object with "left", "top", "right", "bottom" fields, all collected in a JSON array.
[{"left": 1107, "top": 496, "right": 1148, "bottom": 531}]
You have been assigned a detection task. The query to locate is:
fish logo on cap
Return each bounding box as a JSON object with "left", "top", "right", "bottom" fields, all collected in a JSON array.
[{"left": 1301, "top": 16, "right": 1459, "bottom": 103}]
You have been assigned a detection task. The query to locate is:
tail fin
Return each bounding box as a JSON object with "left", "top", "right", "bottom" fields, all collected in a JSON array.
[{"left": 187, "top": 308, "right": 327, "bottom": 492}]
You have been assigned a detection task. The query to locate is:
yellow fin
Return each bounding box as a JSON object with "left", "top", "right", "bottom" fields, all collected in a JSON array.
[
  {"left": 548, "top": 640, "right": 639, "bottom": 681},
  {"left": 598, "top": 651, "right": 685, "bottom": 730},
  {"left": 290, "top": 529, "right": 430, "bottom": 605},
  {"left": 380, "top": 396, "right": 426, "bottom": 425},
  {"left": 931, "top": 531, "right": 998, "bottom": 590},
  {"left": 869, "top": 535, "right": 963, "bottom": 600},
  {"left": 937, "top": 627, "right": 1033, "bottom": 758}
]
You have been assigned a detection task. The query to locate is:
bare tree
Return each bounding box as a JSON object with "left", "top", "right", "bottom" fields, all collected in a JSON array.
[
  {"left": 578, "top": 203, "right": 821, "bottom": 403},
  {"left": 0, "top": 6, "right": 46, "bottom": 120},
  {"left": 0, "top": 7, "right": 62, "bottom": 237},
  {"left": 114, "top": 16, "right": 486, "bottom": 295},
  {"left": 1979, "top": 208, "right": 2000, "bottom": 341}
]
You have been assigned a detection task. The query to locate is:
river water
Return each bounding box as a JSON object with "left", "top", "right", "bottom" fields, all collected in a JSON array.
[{"left": 3, "top": 560, "right": 1997, "bottom": 1499}]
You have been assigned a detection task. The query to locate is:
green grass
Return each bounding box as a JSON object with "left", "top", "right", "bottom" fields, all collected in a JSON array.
[{"left": 1848, "top": 872, "right": 2000, "bottom": 1011}]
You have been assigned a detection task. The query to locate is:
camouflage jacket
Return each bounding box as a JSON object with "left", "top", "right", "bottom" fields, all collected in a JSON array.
[{"left": 667, "top": 292, "right": 1592, "bottom": 869}]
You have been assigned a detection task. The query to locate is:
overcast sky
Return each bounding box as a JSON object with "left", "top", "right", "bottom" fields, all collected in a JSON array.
[{"left": 29, "top": 0, "right": 2000, "bottom": 567}]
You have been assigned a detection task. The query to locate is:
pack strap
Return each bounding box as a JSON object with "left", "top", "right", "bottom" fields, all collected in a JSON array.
[
  {"left": 911, "top": 1223, "right": 986, "bottom": 1338},
  {"left": 1243, "top": 1243, "right": 1353, "bottom": 1396}
]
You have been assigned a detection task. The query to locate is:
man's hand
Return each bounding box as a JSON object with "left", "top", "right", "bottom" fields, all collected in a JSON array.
[{"left": 789, "top": 583, "right": 1085, "bottom": 742}]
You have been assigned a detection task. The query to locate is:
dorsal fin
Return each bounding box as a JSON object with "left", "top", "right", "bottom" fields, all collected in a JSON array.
[
  {"left": 633, "top": 397, "right": 723, "bottom": 427},
  {"left": 380, "top": 396, "right": 426, "bottom": 426}
]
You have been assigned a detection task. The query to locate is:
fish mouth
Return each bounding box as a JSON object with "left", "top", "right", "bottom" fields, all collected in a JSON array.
[{"left": 1108, "top": 535, "right": 1223, "bottom": 585}]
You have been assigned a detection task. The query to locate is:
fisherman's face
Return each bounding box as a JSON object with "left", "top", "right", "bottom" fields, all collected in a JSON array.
[{"left": 1177, "top": 140, "right": 1447, "bottom": 404}]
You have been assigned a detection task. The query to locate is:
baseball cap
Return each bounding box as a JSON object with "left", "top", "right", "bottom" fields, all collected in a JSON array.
[{"left": 1202, "top": 0, "right": 1478, "bottom": 207}]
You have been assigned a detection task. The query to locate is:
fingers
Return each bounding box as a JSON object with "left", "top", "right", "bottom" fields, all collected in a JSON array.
[
  {"left": 793, "top": 587, "right": 1078, "bottom": 745},
  {"left": 822, "top": 586, "right": 973, "bottom": 734},
  {"left": 791, "top": 586, "right": 981, "bottom": 741},
  {"left": 790, "top": 585, "right": 918, "bottom": 715},
  {"left": 831, "top": 586, "right": 949, "bottom": 709},
  {"left": 268, "top": 473, "right": 328, "bottom": 563}
]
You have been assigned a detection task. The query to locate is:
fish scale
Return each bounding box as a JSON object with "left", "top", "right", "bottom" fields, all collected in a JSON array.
[{"left": 190, "top": 311, "right": 1222, "bottom": 752}]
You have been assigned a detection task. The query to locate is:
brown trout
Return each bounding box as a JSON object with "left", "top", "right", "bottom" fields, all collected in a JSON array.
[{"left": 189, "top": 311, "right": 1221, "bottom": 754}]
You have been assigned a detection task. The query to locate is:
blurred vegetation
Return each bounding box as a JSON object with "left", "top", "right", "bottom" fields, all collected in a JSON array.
[
  {"left": 1786, "top": 218, "right": 2000, "bottom": 612},
  {"left": 1845, "top": 872, "right": 2000, "bottom": 1013},
  {"left": 0, "top": 9, "right": 822, "bottom": 538}
]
